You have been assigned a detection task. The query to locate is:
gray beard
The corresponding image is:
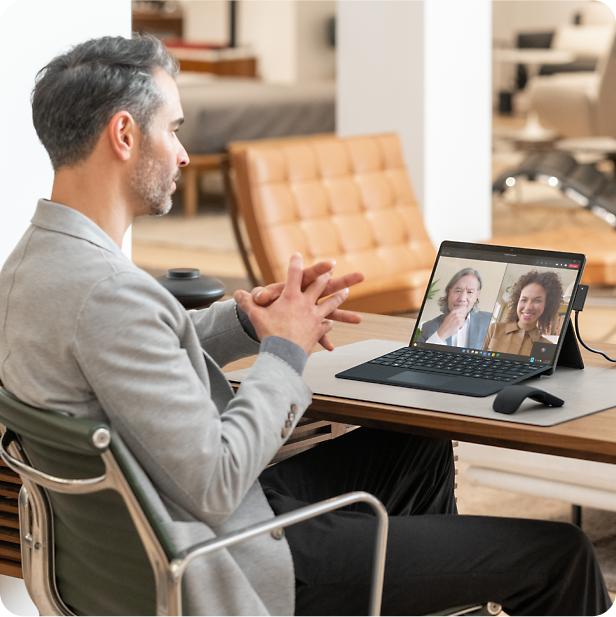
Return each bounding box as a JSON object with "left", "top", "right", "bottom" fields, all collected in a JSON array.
[{"left": 130, "top": 141, "right": 176, "bottom": 216}]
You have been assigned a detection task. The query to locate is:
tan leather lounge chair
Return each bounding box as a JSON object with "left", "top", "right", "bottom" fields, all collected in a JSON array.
[
  {"left": 227, "top": 134, "right": 436, "bottom": 314},
  {"left": 226, "top": 133, "right": 616, "bottom": 314}
]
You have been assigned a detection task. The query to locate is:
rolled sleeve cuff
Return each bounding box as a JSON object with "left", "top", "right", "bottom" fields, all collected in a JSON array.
[{"left": 260, "top": 336, "right": 308, "bottom": 375}]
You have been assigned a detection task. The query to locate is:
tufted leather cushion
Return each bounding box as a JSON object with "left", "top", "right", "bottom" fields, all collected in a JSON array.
[{"left": 229, "top": 134, "right": 436, "bottom": 314}]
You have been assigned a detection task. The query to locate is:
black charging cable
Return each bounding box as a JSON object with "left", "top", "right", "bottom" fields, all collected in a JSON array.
[{"left": 572, "top": 284, "right": 616, "bottom": 363}]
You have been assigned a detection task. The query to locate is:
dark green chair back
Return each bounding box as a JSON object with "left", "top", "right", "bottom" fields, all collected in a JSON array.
[{"left": 0, "top": 386, "right": 175, "bottom": 616}]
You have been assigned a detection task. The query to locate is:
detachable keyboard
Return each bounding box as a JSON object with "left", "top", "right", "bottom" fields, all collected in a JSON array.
[{"left": 368, "top": 347, "right": 543, "bottom": 382}]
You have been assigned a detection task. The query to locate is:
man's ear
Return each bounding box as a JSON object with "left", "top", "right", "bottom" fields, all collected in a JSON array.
[{"left": 107, "top": 110, "right": 137, "bottom": 161}]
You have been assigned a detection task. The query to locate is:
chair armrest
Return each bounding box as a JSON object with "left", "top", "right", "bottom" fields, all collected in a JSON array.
[{"left": 170, "top": 491, "right": 388, "bottom": 616}]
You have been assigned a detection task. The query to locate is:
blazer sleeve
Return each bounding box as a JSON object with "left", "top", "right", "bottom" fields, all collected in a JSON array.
[
  {"left": 72, "top": 272, "right": 312, "bottom": 527},
  {"left": 188, "top": 299, "right": 261, "bottom": 367}
]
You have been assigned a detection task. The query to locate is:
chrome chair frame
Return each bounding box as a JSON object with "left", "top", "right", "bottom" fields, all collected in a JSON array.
[
  {"left": 0, "top": 387, "right": 500, "bottom": 617},
  {"left": 0, "top": 428, "right": 388, "bottom": 616}
]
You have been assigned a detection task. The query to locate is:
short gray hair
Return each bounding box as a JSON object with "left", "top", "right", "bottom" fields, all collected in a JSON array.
[
  {"left": 31, "top": 34, "right": 179, "bottom": 171},
  {"left": 437, "top": 268, "right": 483, "bottom": 314}
]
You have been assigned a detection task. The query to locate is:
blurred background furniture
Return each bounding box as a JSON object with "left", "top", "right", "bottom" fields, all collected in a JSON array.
[
  {"left": 177, "top": 73, "right": 336, "bottom": 216},
  {"left": 226, "top": 133, "right": 436, "bottom": 314},
  {"left": 492, "top": 150, "right": 616, "bottom": 285},
  {"left": 226, "top": 131, "right": 616, "bottom": 313},
  {"left": 132, "top": 1, "right": 184, "bottom": 38},
  {"left": 495, "top": 47, "right": 576, "bottom": 140},
  {"left": 499, "top": 0, "right": 615, "bottom": 119},
  {"left": 182, "top": 154, "right": 224, "bottom": 217},
  {"left": 529, "top": 31, "right": 616, "bottom": 140},
  {"left": 166, "top": 42, "right": 258, "bottom": 78},
  {"left": 0, "top": 459, "right": 22, "bottom": 578},
  {"left": 458, "top": 442, "right": 616, "bottom": 528}
]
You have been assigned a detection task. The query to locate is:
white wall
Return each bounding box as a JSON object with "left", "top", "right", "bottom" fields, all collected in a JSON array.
[
  {"left": 179, "top": 0, "right": 335, "bottom": 83},
  {"left": 338, "top": 0, "right": 492, "bottom": 247},
  {"left": 240, "top": 0, "right": 336, "bottom": 83},
  {"left": 0, "top": 0, "right": 132, "bottom": 269},
  {"left": 180, "top": 0, "right": 228, "bottom": 45},
  {"left": 0, "top": 3, "right": 131, "bottom": 610},
  {"left": 239, "top": 0, "right": 297, "bottom": 82}
]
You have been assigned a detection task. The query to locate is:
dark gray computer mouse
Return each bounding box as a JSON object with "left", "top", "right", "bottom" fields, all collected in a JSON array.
[{"left": 493, "top": 385, "right": 564, "bottom": 415}]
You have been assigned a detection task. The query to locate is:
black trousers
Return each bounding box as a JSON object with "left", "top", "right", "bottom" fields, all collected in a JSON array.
[{"left": 259, "top": 428, "right": 611, "bottom": 616}]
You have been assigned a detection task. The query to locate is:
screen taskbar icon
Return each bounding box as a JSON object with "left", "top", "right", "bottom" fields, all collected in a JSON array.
[{"left": 462, "top": 349, "right": 500, "bottom": 358}]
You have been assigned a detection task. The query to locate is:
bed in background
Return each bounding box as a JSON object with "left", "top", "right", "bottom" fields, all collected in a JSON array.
[
  {"left": 176, "top": 72, "right": 335, "bottom": 154},
  {"left": 175, "top": 72, "right": 336, "bottom": 215}
]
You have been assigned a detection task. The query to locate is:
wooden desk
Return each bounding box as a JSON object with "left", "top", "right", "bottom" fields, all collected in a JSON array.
[{"left": 224, "top": 312, "right": 616, "bottom": 465}]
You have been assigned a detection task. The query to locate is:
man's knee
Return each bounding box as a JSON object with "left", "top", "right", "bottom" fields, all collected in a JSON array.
[{"left": 550, "top": 520, "right": 592, "bottom": 552}]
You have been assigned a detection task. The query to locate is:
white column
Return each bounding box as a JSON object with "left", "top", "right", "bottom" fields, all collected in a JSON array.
[
  {"left": 180, "top": 0, "right": 228, "bottom": 45},
  {"left": 0, "top": 0, "right": 132, "bottom": 268},
  {"left": 337, "top": 0, "right": 492, "bottom": 248},
  {"left": 0, "top": 2, "right": 131, "bottom": 615},
  {"left": 238, "top": 0, "right": 335, "bottom": 84}
]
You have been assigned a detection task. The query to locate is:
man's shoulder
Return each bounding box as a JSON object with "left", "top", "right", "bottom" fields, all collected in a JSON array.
[
  {"left": 418, "top": 314, "right": 445, "bottom": 338},
  {"left": 3, "top": 224, "right": 134, "bottom": 285},
  {"left": 475, "top": 311, "right": 492, "bottom": 324},
  {"left": 1, "top": 222, "right": 169, "bottom": 317},
  {"left": 423, "top": 313, "right": 445, "bottom": 326}
]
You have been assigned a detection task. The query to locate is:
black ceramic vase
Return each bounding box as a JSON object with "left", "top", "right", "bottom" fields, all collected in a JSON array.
[{"left": 156, "top": 268, "right": 226, "bottom": 309}]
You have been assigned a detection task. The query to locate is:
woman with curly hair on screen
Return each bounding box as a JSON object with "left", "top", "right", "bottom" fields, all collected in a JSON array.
[{"left": 483, "top": 270, "right": 564, "bottom": 356}]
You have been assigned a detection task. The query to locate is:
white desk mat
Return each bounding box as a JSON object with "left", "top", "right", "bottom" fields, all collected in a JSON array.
[{"left": 226, "top": 339, "right": 616, "bottom": 427}]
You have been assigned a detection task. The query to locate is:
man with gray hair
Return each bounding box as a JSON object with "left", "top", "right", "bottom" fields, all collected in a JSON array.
[
  {"left": 0, "top": 35, "right": 610, "bottom": 617},
  {"left": 417, "top": 268, "right": 492, "bottom": 348}
]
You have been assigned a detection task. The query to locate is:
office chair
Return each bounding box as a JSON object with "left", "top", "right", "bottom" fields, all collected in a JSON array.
[{"left": 0, "top": 386, "right": 388, "bottom": 616}]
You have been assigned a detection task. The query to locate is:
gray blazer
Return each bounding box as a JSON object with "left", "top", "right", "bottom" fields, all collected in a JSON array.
[
  {"left": 0, "top": 201, "right": 313, "bottom": 615},
  {"left": 416, "top": 311, "right": 492, "bottom": 349}
]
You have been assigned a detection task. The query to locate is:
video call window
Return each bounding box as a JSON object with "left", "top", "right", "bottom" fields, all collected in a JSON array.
[{"left": 413, "top": 256, "right": 580, "bottom": 361}]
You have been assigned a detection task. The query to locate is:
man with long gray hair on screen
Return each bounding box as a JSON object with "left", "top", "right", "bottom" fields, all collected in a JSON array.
[{"left": 417, "top": 267, "right": 492, "bottom": 349}]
